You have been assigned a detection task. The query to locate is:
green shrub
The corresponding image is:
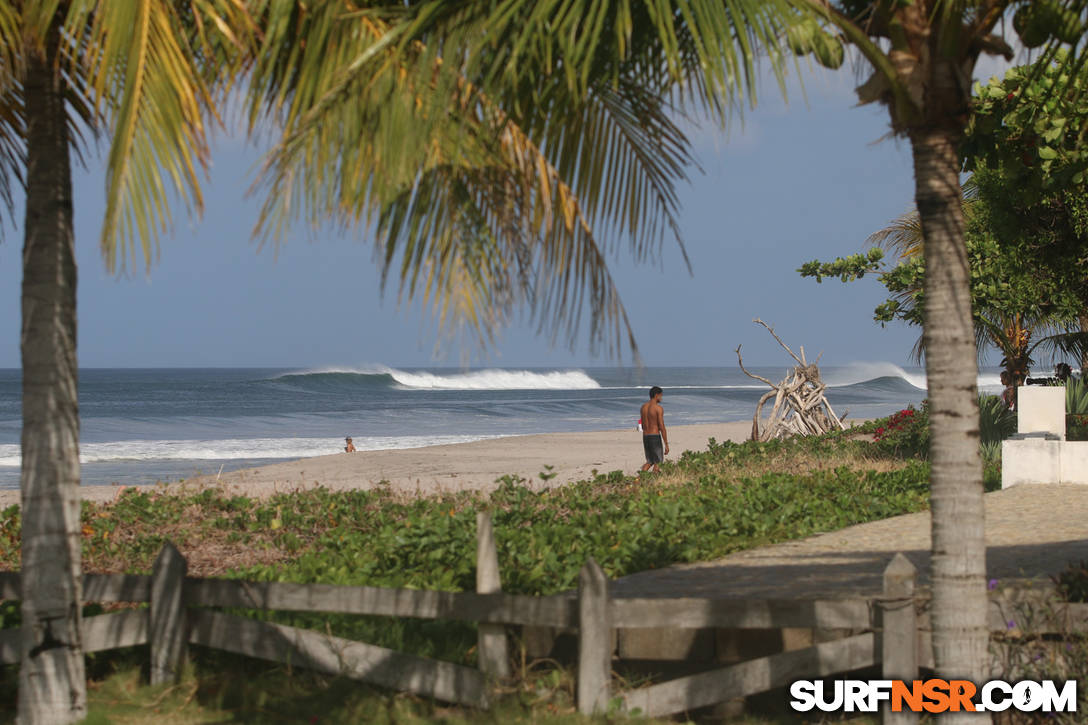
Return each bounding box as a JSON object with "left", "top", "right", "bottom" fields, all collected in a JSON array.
[
  {"left": 979, "top": 393, "right": 1016, "bottom": 444},
  {"left": 1055, "top": 560, "right": 1088, "bottom": 602},
  {"left": 1066, "top": 377, "right": 1088, "bottom": 440},
  {"left": 1067, "top": 376, "right": 1088, "bottom": 415},
  {"left": 871, "top": 403, "right": 929, "bottom": 459},
  {"left": 870, "top": 395, "right": 1019, "bottom": 462},
  {"left": 160, "top": 457, "right": 923, "bottom": 658},
  {"left": 1068, "top": 413, "right": 1088, "bottom": 441},
  {"left": 1, "top": 429, "right": 936, "bottom": 667}
]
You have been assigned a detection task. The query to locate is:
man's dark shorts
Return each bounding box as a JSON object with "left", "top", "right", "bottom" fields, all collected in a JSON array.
[{"left": 643, "top": 434, "right": 664, "bottom": 464}]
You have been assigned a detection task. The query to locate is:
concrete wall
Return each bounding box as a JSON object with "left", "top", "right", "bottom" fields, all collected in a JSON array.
[
  {"left": 1017, "top": 386, "right": 1066, "bottom": 440},
  {"left": 1002, "top": 384, "right": 1088, "bottom": 488},
  {"left": 1002, "top": 439, "right": 1062, "bottom": 487},
  {"left": 1060, "top": 443, "right": 1088, "bottom": 485}
]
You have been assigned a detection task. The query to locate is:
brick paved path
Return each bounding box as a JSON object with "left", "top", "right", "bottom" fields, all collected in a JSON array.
[{"left": 610, "top": 484, "right": 1088, "bottom": 600}]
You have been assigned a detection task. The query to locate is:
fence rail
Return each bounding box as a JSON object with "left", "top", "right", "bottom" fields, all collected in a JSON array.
[
  {"left": 184, "top": 577, "right": 579, "bottom": 627},
  {"left": 619, "top": 632, "right": 877, "bottom": 719},
  {"left": 189, "top": 609, "right": 491, "bottom": 708},
  {"left": 3, "top": 513, "right": 1087, "bottom": 722}
]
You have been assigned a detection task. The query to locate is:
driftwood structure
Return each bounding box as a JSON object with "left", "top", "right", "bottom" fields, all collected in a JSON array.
[{"left": 736, "top": 318, "right": 846, "bottom": 441}]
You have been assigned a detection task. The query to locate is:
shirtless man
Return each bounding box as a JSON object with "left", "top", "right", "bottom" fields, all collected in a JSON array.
[
  {"left": 639, "top": 386, "right": 669, "bottom": 473},
  {"left": 344, "top": 436, "right": 356, "bottom": 453}
]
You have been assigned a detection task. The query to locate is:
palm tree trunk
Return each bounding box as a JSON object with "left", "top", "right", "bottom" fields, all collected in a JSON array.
[
  {"left": 17, "top": 20, "right": 86, "bottom": 725},
  {"left": 911, "top": 126, "right": 989, "bottom": 699}
]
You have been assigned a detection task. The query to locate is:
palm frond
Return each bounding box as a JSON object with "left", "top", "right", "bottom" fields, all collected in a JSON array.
[
  {"left": 376, "top": 159, "right": 638, "bottom": 357},
  {"left": 20, "top": 1, "right": 63, "bottom": 52},
  {"left": 909, "top": 331, "right": 926, "bottom": 364},
  {"left": 0, "top": 53, "right": 23, "bottom": 234},
  {"left": 867, "top": 187, "right": 978, "bottom": 261},
  {"left": 513, "top": 58, "right": 697, "bottom": 266},
  {"left": 975, "top": 313, "right": 1007, "bottom": 354},
  {"left": 0, "top": 3, "right": 25, "bottom": 234},
  {"left": 866, "top": 209, "right": 924, "bottom": 260},
  {"left": 973, "top": 318, "right": 992, "bottom": 367},
  {"left": 65, "top": 0, "right": 251, "bottom": 272},
  {"left": 1029, "top": 329, "right": 1088, "bottom": 368},
  {"left": 247, "top": 2, "right": 748, "bottom": 357},
  {"left": 0, "top": 1, "right": 19, "bottom": 73},
  {"left": 471, "top": 0, "right": 794, "bottom": 110}
]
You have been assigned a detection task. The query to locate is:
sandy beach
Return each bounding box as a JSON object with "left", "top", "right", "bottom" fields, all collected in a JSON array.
[{"left": 0, "top": 422, "right": 754, "bottom": 508}]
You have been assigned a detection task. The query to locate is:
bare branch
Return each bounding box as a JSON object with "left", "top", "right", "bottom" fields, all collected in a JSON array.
[
  {"left": 753, "top": 318, "right": 804, "bottom": 366},
  {"left": 735, "top": 344, "right": 776, "bottom": 386},
  {"left": 739, "top": 321, "right": 845, "bottom": 441}
]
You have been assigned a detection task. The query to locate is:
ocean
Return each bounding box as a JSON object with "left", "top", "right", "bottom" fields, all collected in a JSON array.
[{"left": 0, "top": 364, "right": 1002, "bottom": 490}]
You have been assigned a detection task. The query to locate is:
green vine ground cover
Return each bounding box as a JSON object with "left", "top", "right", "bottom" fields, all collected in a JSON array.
[{"left": 0, "top": 427, "right": 934, "bottom": 723}]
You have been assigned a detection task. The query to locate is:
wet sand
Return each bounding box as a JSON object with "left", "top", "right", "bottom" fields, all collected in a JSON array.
[{"left": 0, "top": 422, "right": 755, "bottom": 507}]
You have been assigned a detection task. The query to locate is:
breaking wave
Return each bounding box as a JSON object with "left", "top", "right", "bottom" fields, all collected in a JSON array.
[{"left": 271, "top": 366, "right": 601, "bottom": 391}]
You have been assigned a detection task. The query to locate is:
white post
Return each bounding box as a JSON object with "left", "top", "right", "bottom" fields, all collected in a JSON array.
[
  {"left": 882, "top": 553, "right": 918, "bottom": 725},
  {"left": 578, "top": 557, "right": 612, "bottom": 715},
  {"left": 476, "top": 511, "right": 510, "bottom": 678},
  {"left": 150, "top": 542, "right": 188, "bottom": 684}
]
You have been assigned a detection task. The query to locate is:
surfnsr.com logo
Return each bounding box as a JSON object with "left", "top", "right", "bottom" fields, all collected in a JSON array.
[{"left": 789, "top": 679, "right": 1077, "bottom": 714}]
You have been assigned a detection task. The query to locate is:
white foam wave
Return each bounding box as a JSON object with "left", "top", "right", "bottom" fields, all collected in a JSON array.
[
  {"left": 387, "top": 368, "right": 600, "bottom": 390},
  {"left": 273, "top": 365, "right": 601, "bottom": 391},
  {"left": 823, "top": 362, "right": 1004, "bottom": 392},
  {"left": 0, "top": 434, "right": 508, "bottom": 468}
]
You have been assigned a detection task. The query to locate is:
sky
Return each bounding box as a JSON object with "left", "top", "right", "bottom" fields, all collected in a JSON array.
[{"left": 0, "top": 52, "right": 1016, "bottom": 370}]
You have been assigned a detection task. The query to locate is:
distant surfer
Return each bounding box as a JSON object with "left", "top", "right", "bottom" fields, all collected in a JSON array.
[
  {"left": 345, "top": 436, "right": 356, "bottom": 453},
  {"left": 639, "top": 386, "right": 669, "bottom": 474}
]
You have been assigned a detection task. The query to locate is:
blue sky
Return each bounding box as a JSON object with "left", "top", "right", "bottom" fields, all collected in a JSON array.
[{"left": 0, "top": 55, "right": 1014, "bottom": 370}]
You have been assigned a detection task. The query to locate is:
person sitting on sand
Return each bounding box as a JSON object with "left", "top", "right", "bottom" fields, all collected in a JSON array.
[
  {"left": 345, "top": 436, "right": 356, "bottom": 453},
  {"left": 639, "top": 386, "right": 669, "bottom": 474}
]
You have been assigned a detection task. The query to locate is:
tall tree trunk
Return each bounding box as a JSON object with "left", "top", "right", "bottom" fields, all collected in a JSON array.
[
  {"left": 911, "top": 124, "right": 989, "bottom": 710},
  {"left": 18, "top": 20, "right": 86, "bottom": 725}
]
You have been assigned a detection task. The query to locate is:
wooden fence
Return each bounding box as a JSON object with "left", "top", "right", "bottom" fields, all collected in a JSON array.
[{"left": 2, "top": 513, "right": 1086, "bottom": 722}]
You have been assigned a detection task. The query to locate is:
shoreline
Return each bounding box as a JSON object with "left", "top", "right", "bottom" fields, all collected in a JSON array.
[{"left": 0, "top": 422, "right": 754, "bottom": 508}]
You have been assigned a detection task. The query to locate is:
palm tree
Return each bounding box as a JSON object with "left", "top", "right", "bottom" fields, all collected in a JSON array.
[
  {"left": 242, "top": 1, "right": 799, "bottom": 357},
  {"left": 868, "top": 183, "right": 1088, "bottom": 386},
  {"left": 14, "top": 3, "right": 1083, "bottom": 718},
  {"left": 976, "top": 313, "right": 1088, "bottom": 387},
  {"left": 373, "top": 0, "right": 1088, "bottom": 704},
  {"left": 780, "top": 3, "right": 1086, "bottom": 698},
  {"left": 7, "top": 3, "right": 250, "bottom": 722},
  {"left": 8, "top": 3, "right": 792, "bottom": 720},
  {"left": 834, "top": 12, "right": 1008, "bottom": 687}
]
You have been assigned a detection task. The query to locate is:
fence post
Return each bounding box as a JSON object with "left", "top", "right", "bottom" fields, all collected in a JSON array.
[
  {"left": 476, "top": 510, "right": 510, "bottom": 679},
  {"left": 882, "top": 553, "right": 918, "bottom": 725},
  {"left": 578, "top": 557, "right": 612, "bottom": 715},
  {"left": 150, "top": 542, "right": 188, "bottom": 685}
]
